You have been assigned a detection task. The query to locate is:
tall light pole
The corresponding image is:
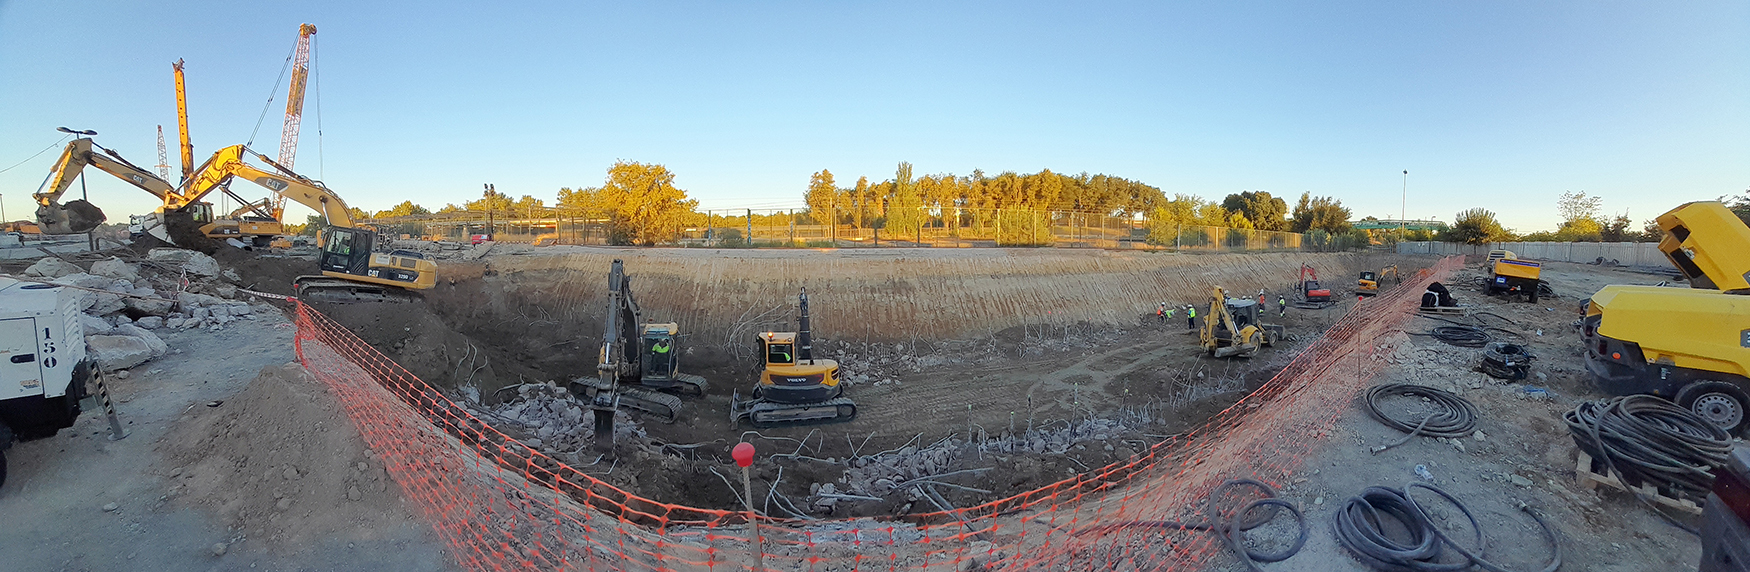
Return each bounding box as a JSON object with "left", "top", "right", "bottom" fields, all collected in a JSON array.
[{"left": 1400, "top": 170, "right": 1408, "bottom": 236}]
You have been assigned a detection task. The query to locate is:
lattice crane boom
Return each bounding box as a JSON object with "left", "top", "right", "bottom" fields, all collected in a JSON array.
[{"left": 272, "top": 23, "right": 317, "bottom": 216}]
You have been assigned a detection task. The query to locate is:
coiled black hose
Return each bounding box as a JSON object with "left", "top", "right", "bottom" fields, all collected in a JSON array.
[
  {"left": 1564, "top": 394, "right": 1732, "bottom": 533},
  {"left": 1075, "top": 479, "right": 1308, "bottom": 571},
  {"left": 1365, "top": 383, "right": 1479, "bottom": 440},
  {"left": 1334, "top": 483, "right": 1562, "bottom": 572},
  {"left": 1426, "top": 326, "right": 1491, "bottom": 348}
]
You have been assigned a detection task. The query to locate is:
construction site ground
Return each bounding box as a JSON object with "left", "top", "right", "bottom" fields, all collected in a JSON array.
[{"left": 0, "top": 243, "right": 1709, "bottom": 571}]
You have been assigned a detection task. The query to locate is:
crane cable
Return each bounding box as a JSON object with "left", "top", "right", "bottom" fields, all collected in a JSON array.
[
  {"left": 312, "top": 33, "right": 323, "bottom": 181},
  {"left": 247, "top": 43, "right": 298, "bottom": 148}
]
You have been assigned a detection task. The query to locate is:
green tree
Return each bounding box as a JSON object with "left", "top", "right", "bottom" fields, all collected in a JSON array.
[
  {"left": 885, "top": 162, "right": 924, "bottom": 236},
  {"left": 378, "top": 201, "right": 431, "bottom": 218},
  {"left": 1557, "top": 191, "right": 1602, "bottom": 225},
  {"left": 1221, "top": 191, "right": 1290, "bottom": 231},
  {"left": 347, "top": 207, "right": 372, "bottom": 222},
  {"left": 1445, "top": 208, "right": 1509, "bottom": 244},
  {"left": 301, "top": 214, "right": 327, "bottom": 237},
  {"left": 1290, "top": 192, "right": 1353, "bottom": 234},
  {"left": 466, "top": 189, "right": 516, "bottom": 213},
  {"left": 594, "top": 161, "right": 698, "bottom": 245},
  {"left": 805, "top": 169, "right": 838, "bottom": 221},
  {"left": 514, "top": 195, "right": 546, "bottom": 219},
  {"left": 1640, "top": 219, "right": 1664, "bottom": 242},
  {"left": 1723, "top": 189, "right": 1750, "bottom": 226},
  {"left": 1600, "top": 215, "right": 1635, "bottom": 242}
]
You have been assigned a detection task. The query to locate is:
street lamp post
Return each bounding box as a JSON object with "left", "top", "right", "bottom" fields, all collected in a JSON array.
[
  {"left": 483, "top": 183, "right": 495, "bottom": 239},
  {"left": 1400, "top": 170, "right": 1408, "bottom": 237}
]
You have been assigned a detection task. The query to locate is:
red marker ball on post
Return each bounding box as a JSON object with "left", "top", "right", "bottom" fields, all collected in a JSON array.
[{"left": 733, "top": 442, "right": 755, "bottom": 468}]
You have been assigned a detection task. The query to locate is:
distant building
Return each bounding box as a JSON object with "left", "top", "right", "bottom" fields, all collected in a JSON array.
[{"left": 1352, "top": 219, "right": 1448, "bottom": 232}]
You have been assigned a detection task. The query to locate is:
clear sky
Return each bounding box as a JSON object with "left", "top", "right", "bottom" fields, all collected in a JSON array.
[{"left": 2, "top": 1, "right": 1745, "bottom": 232}]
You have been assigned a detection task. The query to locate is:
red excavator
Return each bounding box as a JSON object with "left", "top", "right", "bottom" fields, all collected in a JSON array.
[{"left": 1293, "top": 263, "right": 1335, "bottom": 308}]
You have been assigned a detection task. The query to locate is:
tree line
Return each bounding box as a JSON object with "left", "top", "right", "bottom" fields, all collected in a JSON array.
[{"left": 1439, "top": 190, "right": 1750, "bottom": 245}]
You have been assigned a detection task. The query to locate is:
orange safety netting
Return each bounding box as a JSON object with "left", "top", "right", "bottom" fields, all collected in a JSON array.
[{"left": 290, "top": 256, "right": 1462, "bottom": 571}]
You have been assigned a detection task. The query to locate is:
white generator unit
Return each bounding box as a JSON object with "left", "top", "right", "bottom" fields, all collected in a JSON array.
[{"left": 0, "top": 277, "right": 91, "bottom": 487}]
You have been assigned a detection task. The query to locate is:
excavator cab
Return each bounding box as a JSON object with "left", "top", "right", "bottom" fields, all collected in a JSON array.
[
  {"left": 635, "top": 323, "right": 705, "bottom": 395},
  {"left": 731, "top": 288, "right": 857, "bottom": 427},
  {"left": 318, "top": 227, "right": 372, "bottom": 275}
]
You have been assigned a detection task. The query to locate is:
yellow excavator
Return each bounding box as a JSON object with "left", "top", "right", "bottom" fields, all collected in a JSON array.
[
  {"left": 1357, "top": 265, "right": 1399, "bottom": 296},
  {"left": 180, "top": 145, "right": 436, "bottom": 302},
  {"left": 1582, "top": 201, "right": 1750, "bottom": 432},
  {"left": 31, "top": 132, "right": 143, "bottom": 235},
  {"left": 730, "top": 288, "right": 857, "bottom": 427},
  {"left": 1201, "top": 286, "right": 1284, "bottom": 358},
  {"left": 570, "top": 259, "right": 708, "bottom": 442}
]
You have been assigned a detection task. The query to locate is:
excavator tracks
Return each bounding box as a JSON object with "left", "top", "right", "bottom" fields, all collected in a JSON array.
[
  {"left": 732, "top": 395, "right": 858, "bottom": 428},
  {"left": 293, "top": 276, "right": 421, "bottom": 304},
  {"left": 571, "top": 377, "right": 686, "bottom": 424},
  {"left": 674, "top": 373, "right": 709, "bottom": 396}
]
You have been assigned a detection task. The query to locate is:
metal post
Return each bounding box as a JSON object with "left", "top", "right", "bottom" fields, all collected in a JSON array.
[{"left": 731, "top": 442, "right": 763, "bottom": 571}]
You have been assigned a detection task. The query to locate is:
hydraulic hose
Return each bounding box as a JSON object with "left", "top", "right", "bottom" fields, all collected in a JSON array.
[
  {"left": 1334, "top": 483, "right": 1562, "bottom": 572},
  {"left": 1564, "top": 395, "right": 1732, "bottom": 534},
  {"left": 1365, "top": 383, "right": 1479, "bottom": 441},
  {"left": 1075, "top": 479, "right": 1308, "bottom": 571}
]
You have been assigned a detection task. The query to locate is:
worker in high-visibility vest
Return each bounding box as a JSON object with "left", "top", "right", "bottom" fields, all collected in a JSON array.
[
  {"left": 1278, "top": 295, "right": 1287, "bottom": 317},
  {"left": 1158, "top": 302, "right": 1167, "bottom": 324},
  {"left": 1186, "top": 304, "right": 1197, "bottom": 330}
]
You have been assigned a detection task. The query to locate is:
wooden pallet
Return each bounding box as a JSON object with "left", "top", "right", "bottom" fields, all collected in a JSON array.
[
  {"left": 1417, "top": 305, "right": 1468, "bottom": 316},
  {"left": 1574, "top": 451, "right": 1704, "bottom": 515}
]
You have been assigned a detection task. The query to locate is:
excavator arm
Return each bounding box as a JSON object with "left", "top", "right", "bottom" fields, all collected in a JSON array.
[
  {"left": 176, "top": 144, "right": 356, "bottom": 228},
  {"left": 33, "top": 138, "right": 176, "bottom": 234}
]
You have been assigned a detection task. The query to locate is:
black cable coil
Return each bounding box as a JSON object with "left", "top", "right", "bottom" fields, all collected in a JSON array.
[
  {"left": 1563, "top": 394, "right": 1731, "bottom": 531},
  {"left": 1334, "top": 483, "right": 1562, "bottom": 572},
  {"left": 1075, "top": 479, "right": 1308, "bottom": 571},
  {"left": 1365, "top": 383, "right": 1479, "bottom": 440}
]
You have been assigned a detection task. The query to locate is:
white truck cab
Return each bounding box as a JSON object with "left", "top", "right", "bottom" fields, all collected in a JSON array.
[{"left": 0, "top": 277, "right": 91, "bottom": 487}]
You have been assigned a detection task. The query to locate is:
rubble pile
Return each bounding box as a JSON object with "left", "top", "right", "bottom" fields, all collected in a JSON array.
[
  {"left": 24, "top": 248, "right": 270, "bottom": 372},
  {"left": 479, "top": 383, "right": 645, "bottom": 461}
]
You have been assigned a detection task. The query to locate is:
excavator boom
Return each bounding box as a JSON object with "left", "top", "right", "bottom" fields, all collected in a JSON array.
[{"left": 32, "top": 137, "right": 175, "bottom": 234}]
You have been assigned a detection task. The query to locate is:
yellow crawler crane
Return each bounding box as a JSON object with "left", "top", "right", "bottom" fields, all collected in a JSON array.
[
  {"left": 1201, "top": 286, "right": 1284, "bottom": 358},
  {"left": 730, "top": 287, "right": 857, "bottom": 427},
  {"left": 1582, "top": 201, "right": 1750, "bottom": 432}
]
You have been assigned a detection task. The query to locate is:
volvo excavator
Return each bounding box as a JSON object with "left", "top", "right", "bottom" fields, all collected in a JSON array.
[
  {"left": 1200, "top": 286, "right": 1285, "bottom": 358},
  {"left": 1357, "top": 265, "right": 1400, "bottom": 296},
  {"left": 569, "top": 259, "right": 708, "bottom": 441},
  {"left": 1582, "top": 201, "right": 1750, "bottom": 433},
  {"left": 730, "top": 288, "right": 857, "bottom": 427}
]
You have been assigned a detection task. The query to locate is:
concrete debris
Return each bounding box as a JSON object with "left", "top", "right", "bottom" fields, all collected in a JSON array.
[
  {"left": 25, "top": 257, "right": 83, "bottom": 279},
  {"left": 124, "top": 295, "right": 174, "bottom": 317},
  {"left": 88, "top": 257, "right": 140, "bottom": 281},
  {"left": 113, "top": 324, "right": 168, "bottom": 356},
  {"left": 78, "top": 313, "right": 114, "bottom": 336},
  {"left": 147, "top": 247, "right": 221, "bottom": 277},
  {"left": 86, "top": 335, "right": 154, "bottom": 372},
  {"left": 484, "top": 383, "right": 644, "bottom": 454}
]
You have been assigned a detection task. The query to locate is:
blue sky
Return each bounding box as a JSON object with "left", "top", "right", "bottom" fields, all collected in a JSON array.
[{"left": 2, "top": 1, "right": 1745, "bottom": 232}]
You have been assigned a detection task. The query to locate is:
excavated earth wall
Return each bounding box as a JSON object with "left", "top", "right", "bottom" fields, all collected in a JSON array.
[{"left": 440, "top": 246, "right": 1422, "bottom": 346}]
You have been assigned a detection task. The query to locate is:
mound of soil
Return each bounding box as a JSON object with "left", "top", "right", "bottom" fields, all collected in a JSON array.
[{"left": 158, "top": 363, "right": 406, "bottom": 550}]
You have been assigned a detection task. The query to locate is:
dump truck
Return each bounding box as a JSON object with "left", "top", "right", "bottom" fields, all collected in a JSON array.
[{"left": 1581, "top": 201, "right": 1750, "bottom": 432}]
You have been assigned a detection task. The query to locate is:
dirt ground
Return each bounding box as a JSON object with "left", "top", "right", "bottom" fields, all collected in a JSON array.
[
  {"left": 2, "top": 241, "right": 1714, "bottom": 571},
  {"left": 305, "top": 245, "right": 1397, "bottom": 514},
  {"left": 1230, "top": 259, "right": 1704, "bottom": 571},
  {"left": 0, "top": 300, "right": 451, "bottom": 572}
]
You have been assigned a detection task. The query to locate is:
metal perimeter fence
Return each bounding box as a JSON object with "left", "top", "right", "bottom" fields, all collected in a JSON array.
[
  {"left": 369, "top": 208, "right": 1359, "bottom": 252},
  {"left": 1398, "top": 240, "right": 1664, "bottom": 266},
  {"left": 283, "top": 256, "right": 1461, "bottom": 571}
]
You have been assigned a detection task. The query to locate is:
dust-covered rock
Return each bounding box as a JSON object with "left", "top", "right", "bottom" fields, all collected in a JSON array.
[
  {"left": 25, "top": 257, "right": 82, "bottom": 279},
  {"left": 147, "top": 248, "right": 221, "bottom": 277},
  {"left": 86, "top": 335, "right": 154, "bottom": 371},
  {"left": 88, "top": 257, "right": 140, "bottom": 281},
  {"left": 124, "top": 295, "right": 174, "bottom": 317},
  {"left": 135, "top": 316, "right": 164, "bottom": 329},
  {"left": 78, "top": 313, "right": 114, "bottom": 335},
  {"left": 114, "top": 324, "right": 168, "bottom": 356}
]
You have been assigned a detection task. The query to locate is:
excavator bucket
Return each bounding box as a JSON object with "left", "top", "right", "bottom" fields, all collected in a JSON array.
[{"left": 34, "top": 200, "right": 106, "bottom": 234}]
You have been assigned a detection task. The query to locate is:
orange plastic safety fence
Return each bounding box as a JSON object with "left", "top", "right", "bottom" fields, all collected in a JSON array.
[{"left": 289, "top": 256, "right": 1461, "bottom": 571}]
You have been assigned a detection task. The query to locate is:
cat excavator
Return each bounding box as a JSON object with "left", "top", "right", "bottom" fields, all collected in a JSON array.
[
  {"left": 730, "top": 287, "right": 857, "bottom": 427},
  {"left": 1201, "top": 286, "right": 1285, "bottom": 358},
  {"left": 30, "top": 132, "right": 135, "bottom": 235},
  {"left": 569, "top": 259, "right": 708, "bottom": 441}
]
